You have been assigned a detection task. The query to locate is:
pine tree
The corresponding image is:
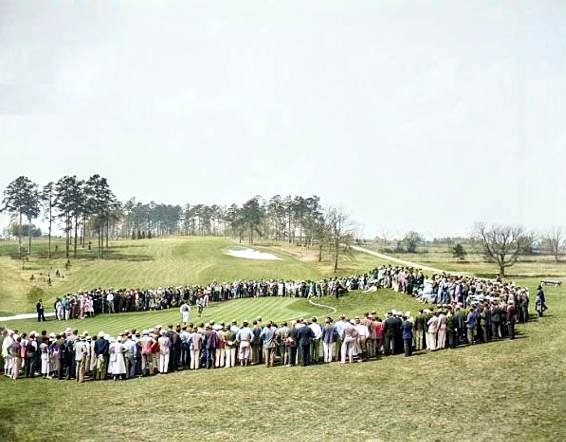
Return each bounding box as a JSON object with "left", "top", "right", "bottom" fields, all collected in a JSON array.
[
  {"left": 40, "top": 182, "right": 56, "bottom": 258},
  {"left": 2, "top": 176, "right": 39, "bottom": 259}
]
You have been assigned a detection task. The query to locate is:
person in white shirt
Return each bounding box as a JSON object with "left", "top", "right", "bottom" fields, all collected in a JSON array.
[
  {"left": 157, "top": 331, "right": 171, "bottom": 373},
  {"left": 75, "top": 336, "right": 88, "bottom": 383},
  {"left": 354, "top": 318, "right": 369, "bottom": 360},
  {"left": 179, "top": 302, "right": 191, "bottom": 324},
  {"left": 2, "top": 329, "right": 14, "bottom": 376},
  {"left": 308, "top": 317, "right": 322, "bottom": 364},
  {"left": 426, "top": 313, "right": 439, "bottom": 351},
  {"left": 106, "top": 293, "right": 115, "bottom": 313}
]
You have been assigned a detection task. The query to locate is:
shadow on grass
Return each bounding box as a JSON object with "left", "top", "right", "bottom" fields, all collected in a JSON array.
[
  {"left": 9, "top": 252, "right": 154, "bottom": 263},
  {"left": 106, "top": 244, "right": 148, "bottom": 249}
]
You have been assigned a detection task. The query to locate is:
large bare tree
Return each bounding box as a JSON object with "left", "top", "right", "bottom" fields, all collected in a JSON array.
[
  {"left": 473, "top": 223, "right": 532, "bottom": 277},
  {"left": 326, "top": 207, "right": 355, "bottom": 272},
  {"left": 542, "top": 227, "right": 565, "bottom": 263}
]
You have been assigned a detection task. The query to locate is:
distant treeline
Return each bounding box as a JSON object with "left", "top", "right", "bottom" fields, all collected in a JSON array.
[{"left": 1, "top": 175, "right": 355, "bottom": 271}]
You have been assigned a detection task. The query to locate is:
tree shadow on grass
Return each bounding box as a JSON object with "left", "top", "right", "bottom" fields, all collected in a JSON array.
[
  {"left": 10, "top": 252, "right": 155, "bottom": 263},
  {"left": 95, "top": 252, "right": 154, "bottom": 262},
  {"left": 107, "top": 244, "right": 147, "bottom": 249}
]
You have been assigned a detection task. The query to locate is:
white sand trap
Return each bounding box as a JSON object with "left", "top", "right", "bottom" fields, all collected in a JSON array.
[{"left": 225, "top": 248, "right": 281, "bottom": 260}]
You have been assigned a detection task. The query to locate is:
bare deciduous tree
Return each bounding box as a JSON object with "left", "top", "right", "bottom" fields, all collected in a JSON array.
[
  {"left": 473, "top": 223, "right": 533, "bottom": 277},
  {"left": 326, "top": 207, "right": 355, "bottom": 272},
  {"left": 542, "top": 227, "right": 565, "bottom": 263}
]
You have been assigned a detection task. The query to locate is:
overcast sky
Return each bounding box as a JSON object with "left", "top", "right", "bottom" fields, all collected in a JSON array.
[{"left": 1, "top": 1, "right": 565, "bottom": 238}]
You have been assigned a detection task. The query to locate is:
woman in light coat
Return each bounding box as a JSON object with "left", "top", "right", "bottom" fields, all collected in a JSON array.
[{"left": 108, "top": 337, "right": 127, "bottom": 380}]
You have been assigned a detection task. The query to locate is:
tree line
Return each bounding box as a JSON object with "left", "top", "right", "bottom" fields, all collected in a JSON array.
[
  {"left": 2, "top": 176, "right": 355, "bottom": 271},
  {"left": 1, "top": 175, "right": 118, "bottom": 260}
]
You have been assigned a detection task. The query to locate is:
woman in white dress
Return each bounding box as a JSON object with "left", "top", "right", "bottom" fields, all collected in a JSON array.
[
  {"left": 108, "top": 337, "right": 127, "bottom": 380},
  {"left": 40, "top": 342, "right": 51, "bottom": 378}
]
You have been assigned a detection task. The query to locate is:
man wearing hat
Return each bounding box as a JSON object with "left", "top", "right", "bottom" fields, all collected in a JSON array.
[
  {"left": 94, "top": 332, "right": 109, "bottom": 380},
  {"left": 75, "top": 335, "right": 88, "bottom": 383},
  {"left": 235, "top": 321, "right": 253, "bottom": 367},
  {"left": 158, "top": 330, "right": 171, "bottom": 373},
  {"left": 321, "top": 318, "right": 338, "bottom": 363},
  {"left": 308, "top": 317, "right": 322, "bottom": 364},
  {"left": 222, "top": 324, "right": 237, "bottom": 368}
]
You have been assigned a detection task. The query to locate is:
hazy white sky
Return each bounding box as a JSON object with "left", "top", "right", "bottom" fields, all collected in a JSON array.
[{"left": 1, "top": 1, "right": 565, "bottom": 238}]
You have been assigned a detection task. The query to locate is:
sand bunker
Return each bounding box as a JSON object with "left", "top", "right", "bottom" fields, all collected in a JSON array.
[{"left": 225, "top": 247, "right": 281, "bottom": 260}]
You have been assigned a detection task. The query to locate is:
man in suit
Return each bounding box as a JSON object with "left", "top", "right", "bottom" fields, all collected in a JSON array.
[
  {"left": 36, "top": 299, "right": 46, "bottom": 322},
  {"left": 295, "top": 320, "right": 314, "bottom": 366},
  {"left": 414, "top": 310, "right": 426, "bottom": 351},
  {"left": 382, "top": 312, "right": 398, "bottom": 356},
  {"left": 402, "top": 315, "right": 414, "bottom": 357}
]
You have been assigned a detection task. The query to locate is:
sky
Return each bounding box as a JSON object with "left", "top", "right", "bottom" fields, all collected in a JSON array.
[{"left": 1, "top": 0, "right": 565, "bottom": 239}]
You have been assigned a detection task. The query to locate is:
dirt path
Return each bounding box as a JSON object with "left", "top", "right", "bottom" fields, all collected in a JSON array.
[
  {"left": 352, "top": 245, "right": 451, "bottom": 274},
  {"left": 308, "top": 298, "right": 337, "bottom": 314},
  {"left": 0, "top": 312, "right": 55, "bottom": 322}
]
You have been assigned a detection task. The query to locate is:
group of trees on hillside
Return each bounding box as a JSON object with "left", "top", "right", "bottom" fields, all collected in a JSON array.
[
  {"left": 1, "top": 175, "right": 118, "bottom": 259},
  {"left": 1, "top": 176, "right": 356, "bottom": 271},
  {"left": 4, "top": 175, "right": 565, "bottom": 276}
]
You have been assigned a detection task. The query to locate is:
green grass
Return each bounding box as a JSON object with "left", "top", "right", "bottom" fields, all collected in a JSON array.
[
  {"left": 0, "top": 236, "right": 389, "bottom": 315},
  {"left": 1, "top": 284, "right": 564, "bottom": 441},
  {"left": 1, "top": 290, "right": 423, "bottom": 336},
  {"left": 363, "top": 241, "right": 566, "bottom": 279},
  {"left": 1, "top": 238, "right": 565, "bottom": 441}
]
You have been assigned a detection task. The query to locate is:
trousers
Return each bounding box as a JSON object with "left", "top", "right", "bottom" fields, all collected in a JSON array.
[
  {"left": 159, "top": 351, "right": 170, "bottom": 373},
  {"left": 215, "top": 348, "right": 225, "bottom": 367},
  {"left": 224, "top": 348, "right": 236, "bottom": 367},
  {"left": 190, "top": 349, "right": 200, "bottom": 369},
  {"left": 437, "top": 329, "right": 446, "bottom": 349},
  {"left": 426, "top": 332, "right": 437, "bottom": 351},
  {"left": 322, "top": 342, "right": 335, "bottom": 363}
]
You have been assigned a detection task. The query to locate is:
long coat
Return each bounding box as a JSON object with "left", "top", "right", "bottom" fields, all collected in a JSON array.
[{"left": 108, "top": 342, "right": 127, "bottom": 374}]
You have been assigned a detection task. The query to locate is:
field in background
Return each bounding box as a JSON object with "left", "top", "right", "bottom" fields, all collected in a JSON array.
[
  {"left": 0, "top": 236, "right": 389, "bottom": 316},
  {"left": 363, "top": 240, "right": 566, "bottom": 279}
]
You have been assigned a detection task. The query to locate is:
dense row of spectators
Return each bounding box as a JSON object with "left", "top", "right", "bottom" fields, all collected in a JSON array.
[{"left": 2, "top": 266, "right": 545, "bottom": 382}]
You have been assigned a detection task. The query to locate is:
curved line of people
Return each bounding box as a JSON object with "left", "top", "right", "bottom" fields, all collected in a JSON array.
[
  {"left": 2, "top": 282, "right": 545, "bottom": 382},
  {"left": 45, "top": 275, "right": 365, "bottom": 321}
]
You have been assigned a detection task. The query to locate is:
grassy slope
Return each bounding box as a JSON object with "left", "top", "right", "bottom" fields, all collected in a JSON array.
[
  {"left": 0, "top": 286, "right": 564, "bottom": 441},
  {"left": 0, "top": 237, "right": 387, "bottom": 315},
  {"left": 1, "top": 239, "right": 565, "bottom": 441}
]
